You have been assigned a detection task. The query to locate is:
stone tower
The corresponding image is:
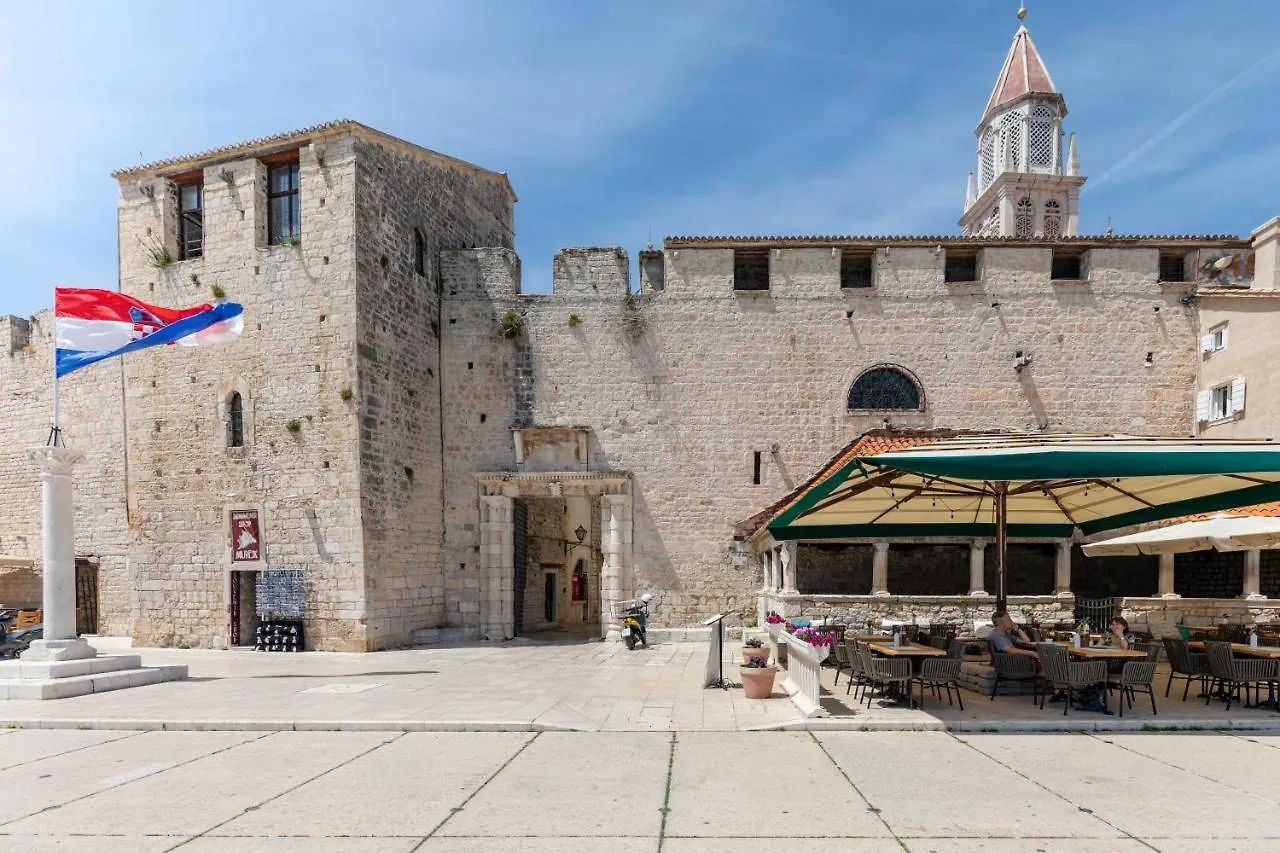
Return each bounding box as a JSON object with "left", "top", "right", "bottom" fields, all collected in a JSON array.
[{"left": 960, "top": 12, "right": 1086, "bottom": 238}]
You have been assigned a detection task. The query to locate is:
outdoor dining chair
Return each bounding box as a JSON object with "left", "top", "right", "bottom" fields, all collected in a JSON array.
[
  {"left": 915, "top": 657, "right": 964, "bottom": 711},
  {"left": 831, "top": 636, "right": 852, "bottom": 687},
  {"left": 986, "top": 638, "right": 1041, "bottom": 702},
  {"left": 1110, "top": 661, "right": 1158, "bottom": 717},
  {"left": 1203, "top": 641, "right": 1279, "bottom": 711},
  {"left": 1161, "top": 638, "right": 1210, "bottom": 701},
  {"left": 1038, "top": 643, "right": 1107, "bottom": 716},
  {"left": 857, "top": 646, "right": 912, "bottom": 708},
  {"left": 844, "top": 640, "right": 870, "bottom": 699},
  {"left": 946, "top": 639, "right": 967, "bottom": 659}
]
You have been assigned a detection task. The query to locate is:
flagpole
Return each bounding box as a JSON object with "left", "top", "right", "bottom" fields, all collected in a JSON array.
[{"left": 48, "top": 288, "right": 61, "bottom": 447}]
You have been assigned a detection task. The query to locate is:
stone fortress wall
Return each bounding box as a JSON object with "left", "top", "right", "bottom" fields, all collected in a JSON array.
[{"left": 437, "top": 238, "right": 1229, "bottom": 629}]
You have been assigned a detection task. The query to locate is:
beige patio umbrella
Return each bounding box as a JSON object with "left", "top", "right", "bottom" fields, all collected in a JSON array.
[{"left": 1082, "top": 514, "right": 1280, "bottom": 556}]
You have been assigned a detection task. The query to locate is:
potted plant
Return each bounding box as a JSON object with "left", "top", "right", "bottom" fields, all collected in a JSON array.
[
  {"left": 793, "top": 626, "right": 835, "bottom": 663},
  {"left": 764, "top": 612, "right": 785, "bottom": 638},
  {"left": 739, "top": 657, "right": 778, "bottom": 699},
  {"left": 742, "top": 637, "right": 769, "bottom": 665}
]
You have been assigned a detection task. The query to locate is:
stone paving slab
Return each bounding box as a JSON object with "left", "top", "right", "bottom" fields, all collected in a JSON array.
[{"left": 0, "top": 729, "right": 1277, "bottom": 848}]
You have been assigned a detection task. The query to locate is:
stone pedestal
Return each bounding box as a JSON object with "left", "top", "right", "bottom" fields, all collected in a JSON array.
[
  {"left": 0, "top": 445, "right": 187, "bottom": 699},
  {"left": 1054, "top": 541, "right": 1072, "bottom": 597}
]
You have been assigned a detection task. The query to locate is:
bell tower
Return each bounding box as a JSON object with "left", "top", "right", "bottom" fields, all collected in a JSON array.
[{"left": 960, "top": 7, "right": 1086, "bottom": 238}]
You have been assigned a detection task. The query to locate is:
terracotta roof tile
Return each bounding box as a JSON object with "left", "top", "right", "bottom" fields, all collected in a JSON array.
[
  {"left": 736, "top": 430, "right": 951, "bottom": 538},
  {"left": 982, "top": 25, "right": 1062, "bottom": 125}
]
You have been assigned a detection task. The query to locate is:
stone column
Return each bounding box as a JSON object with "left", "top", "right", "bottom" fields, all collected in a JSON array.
[
  {"left": 1054, "top": 541, "right": 1073, "bottom": 597},
  {"left": 968, "top": 540, "right": 988, "bottom": 597},
  {"left": 22, "top": 446, "right": 95, "bottom": 662},
  {"left": 1242, "top": 549, "right": 1265, "bottom": 600},
  {"left": 479, "top": 495, "right": 515, "bottom": 641},
  {"left": 871, "top": 542, "right": 890, "bottom": 596},
  {"left": 779, "top": 542, "right": 798, "bottom": 594},
  {"left": 1158, "top": 553, "right": 1179, "bottom": 598},
  {"left": 600, "top": 494, "right": 630, "bottom": 639}
]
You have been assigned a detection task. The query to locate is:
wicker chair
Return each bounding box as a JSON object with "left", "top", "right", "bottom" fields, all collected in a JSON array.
[
  {"left": 1038, "top": 643, "right": 1107, "bottom": 716},
  {"left": 1203, "top": 641, "right": 1279, "bottom": 711},
  {"left": 915, "top": 657, "right": 964, "bottom": 711},
  {"left": 858, "top": 646, "right": 912, "bottom": 708},
  {"left": 986, "top": 638, "right": 1041, "bottom": 702},
  {"left": 1161, "top": 638, "right": 1210, "bottom": 701},
  {"left": 844, "top": 640, "right": 869, "bottom": 699},
  {"left": 831, "top": 636, "right": 852, "bottom": 687},
  {"left": 1110, "top": 661, "right": 1158, "bottom": 717}
]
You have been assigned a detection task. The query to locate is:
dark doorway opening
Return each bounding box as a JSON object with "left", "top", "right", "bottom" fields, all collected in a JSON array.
[
  {"left": 512, "top": 500, "right": 529, "bottom": 637},
  {"left": 229, "top": 570, "right": 260, "bottom": 646},
  {"left": 544, "top": 570, "right": 557, "bottom": 623},
  {"left": 75, "top": 559, "right": 99, "bottom": 635}
]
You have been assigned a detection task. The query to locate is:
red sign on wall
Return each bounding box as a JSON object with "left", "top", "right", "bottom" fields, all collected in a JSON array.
[{"left": 230, "top": 510, "right": 261, "bottom": 562}]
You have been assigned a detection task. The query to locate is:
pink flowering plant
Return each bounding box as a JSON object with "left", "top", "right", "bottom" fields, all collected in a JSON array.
[
  {"left": 765, "top": 612, "right": 786, "bottom": 625},
  {"left": 793, "top": 627, "right": 836, "bottom": 648}
]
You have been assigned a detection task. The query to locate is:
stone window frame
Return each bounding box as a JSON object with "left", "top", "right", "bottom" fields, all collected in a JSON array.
[
  {"left": 846, "top": 363, "right": 926, "bottom": 413},
  {"left": 262, "top": 149, "right": 301, "bottom": 246},
  {"left": 217, "top": 376, "right": 254, "bottom": 454}
]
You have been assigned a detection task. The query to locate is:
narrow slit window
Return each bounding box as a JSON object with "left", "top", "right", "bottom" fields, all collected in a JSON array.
[
  {"left": 228, "top": 392, "right": 244, "bottom": 448},
  {"left": 752, "top": 451, "right": 762, "bottom": 485},
  {"left": 413, "top": 228, "right": 426, "bottom": 276}
]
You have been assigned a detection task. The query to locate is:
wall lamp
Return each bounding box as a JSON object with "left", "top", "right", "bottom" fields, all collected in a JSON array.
[{"left": 564, "top": 524, "right": 588, "bottom": 554}]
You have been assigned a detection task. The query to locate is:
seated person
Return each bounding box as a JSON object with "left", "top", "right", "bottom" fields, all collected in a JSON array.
[
  {"left": 1108, "top": 616, "right": 1131, "bottom": 650},
  {"left": 990, "top": 610, "right": 1040, "bottom": 665}
]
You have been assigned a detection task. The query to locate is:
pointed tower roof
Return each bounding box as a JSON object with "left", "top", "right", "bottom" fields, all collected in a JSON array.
[{"left": 980, "top": 24, "right": 1065, "bottom": 126}]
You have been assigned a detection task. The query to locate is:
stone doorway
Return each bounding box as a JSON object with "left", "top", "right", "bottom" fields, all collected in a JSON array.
[
  {"left": 478, "top": 472, "right": 631, "bottom": 641},
  {"left": 75, "top": 559, "right": 99, "bottom": 635},
  {"left": 229, "top": 570, "right": 260, "bottom": 647}
]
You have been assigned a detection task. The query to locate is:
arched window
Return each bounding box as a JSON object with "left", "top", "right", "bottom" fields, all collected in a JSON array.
[
  {"left": 1029, "top": 106, "right": 1055, "bottom": 170},
  {"left": 228, "top": 392, "right": 244, "bottom": 448},
  {"left": 999, "top": 111, "right": 1023, "bottom": 172},
  {"left": 1015, "top": 197, "right": 1034, "bottom": 238},
  {"left": 847, "top": 365, "right": 924, "bottom": 411},
  {"left": 413, "top": 228, "right": 426, "bottom": 276},
  {"left": 1043, "top": 199, "right": 1062, "bottom": 239},
  {"left": 980, "top": 127, "right": 996, "bottom": 190}
]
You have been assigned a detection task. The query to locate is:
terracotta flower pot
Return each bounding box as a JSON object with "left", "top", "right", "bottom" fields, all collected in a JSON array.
[
  {"left": 740, "top": 666, "right": 778, "bottom": 699},
  {"left": 742, "top": 647, "right": 769, "bottom": 665}
]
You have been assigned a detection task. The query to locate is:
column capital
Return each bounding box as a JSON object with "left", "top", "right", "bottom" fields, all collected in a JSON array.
[{"left": 28, "top": 446, "right": 84, "bottom": 475}]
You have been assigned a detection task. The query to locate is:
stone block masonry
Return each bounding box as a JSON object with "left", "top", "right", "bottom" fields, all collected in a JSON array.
[{"left": 440, "top": 240, "right": 1211, "bottom": 629}]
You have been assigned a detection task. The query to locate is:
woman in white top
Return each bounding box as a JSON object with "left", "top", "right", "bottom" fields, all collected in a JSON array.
[{"left": 1108, "top": 616, "right": 1131, "bottom": 650}]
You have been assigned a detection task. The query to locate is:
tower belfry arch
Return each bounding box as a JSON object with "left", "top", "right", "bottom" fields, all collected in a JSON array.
[{"left": 960, "top": 7, "right": 1086, "bottom": 238}]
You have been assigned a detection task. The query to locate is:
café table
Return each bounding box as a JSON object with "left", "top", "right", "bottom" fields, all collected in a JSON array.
[
  {"left": 1065, "top": 646, "right": 1149, "bottom": 661},
  {"left": 1186, "top": 641, "right": 1280, "bottom": 660},
  {"left": 866, "top": 641, "right": 946, "bottom": 707},
  {"left": 1186, "top": 641, "right": 1280, "bottom": 709}
]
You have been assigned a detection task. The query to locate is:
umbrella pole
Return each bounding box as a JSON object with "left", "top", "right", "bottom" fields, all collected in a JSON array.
[{"left": 995, "top": 482, "right": 1008, "bottom": 611}]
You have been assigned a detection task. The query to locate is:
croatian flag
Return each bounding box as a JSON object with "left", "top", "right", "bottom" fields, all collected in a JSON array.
[{"left": 54, "top": 288, "right": 244, "bottom": 378}]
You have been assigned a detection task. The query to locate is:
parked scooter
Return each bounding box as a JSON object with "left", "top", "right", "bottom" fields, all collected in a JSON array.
[{"left": 614, "top": 594, "right": 653, "bottom": 650}]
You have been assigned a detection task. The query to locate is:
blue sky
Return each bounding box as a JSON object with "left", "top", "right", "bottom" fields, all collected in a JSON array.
[{"left": 2, "top": 1, "right": 1279, "bottom": 318}]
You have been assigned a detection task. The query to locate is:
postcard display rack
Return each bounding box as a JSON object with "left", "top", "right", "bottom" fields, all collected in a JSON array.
[{"left": 254, "top": 570, "right": 306, "bottom": 652}]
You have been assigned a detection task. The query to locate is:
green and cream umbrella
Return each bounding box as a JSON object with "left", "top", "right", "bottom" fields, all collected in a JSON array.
[{"left": 767, "top": 433, "right": 1280, "bottom": 608}]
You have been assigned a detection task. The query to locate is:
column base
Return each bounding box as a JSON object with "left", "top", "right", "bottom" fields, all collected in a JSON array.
[
  {"left": 1054, "top": 590, "right": 1074, "bottom": 599},
  {"left": 1159, "top": 593, "right": 1182, "bottom": 599},
  {"left": 20, "top": 638, "right": 98, "bottom": 662},
  {"left": 968, "top": 590, "right": 991, "bottom": 598},
  {"left": 1241, "top": 594, "right": 1267, "bottom": 601},
  {"left": 872, "top": 590, "right": 891, "bottom": 598}
]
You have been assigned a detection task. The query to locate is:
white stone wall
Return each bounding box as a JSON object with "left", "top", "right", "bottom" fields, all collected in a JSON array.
[{"left": 442, "top": 242, "right": 1205, "bottom": 628}]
